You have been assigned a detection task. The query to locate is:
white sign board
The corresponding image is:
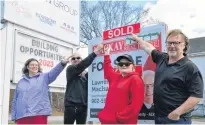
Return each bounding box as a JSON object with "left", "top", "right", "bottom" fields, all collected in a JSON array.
[
  {"left": 3, "top": 0, "right": 80, "bottom": 45},
  {"left": 87, "top": 24, "right": 167, "bottom": 123},
  {"left": 13, "top": 31, "right": 72, "bottom": 87}
]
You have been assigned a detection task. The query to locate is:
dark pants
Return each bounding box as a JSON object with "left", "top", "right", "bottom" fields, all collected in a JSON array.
[
  {"left": 155, "top": 116, "right": 192, "bottom": 124},
  {"left": 64, "top": 106, "right": 87, "bottom": 125}
]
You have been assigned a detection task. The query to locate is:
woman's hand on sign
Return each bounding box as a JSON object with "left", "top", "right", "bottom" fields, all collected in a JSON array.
[
  {"left": 104, "top": 44, "right": 111, "bottom": 55},
  {"left": 94, "top": 43, "right": 104, "bottom": 54}
]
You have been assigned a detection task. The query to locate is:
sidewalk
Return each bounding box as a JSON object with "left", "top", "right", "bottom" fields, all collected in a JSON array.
[
  {"left": 48, "top": 116, "right": 63, "bottom": 124},
  {"left": 192, "top": 118, "right": 205, "bottom": 124},
  {"left": 32, "top": 116, "right": 205, "bottom": 124},
  {"left": 9, "top": 116, "right": 205, "bottom": 124},
  {"left": 47, "top": 116, "right": 205, "bottom": 124}
]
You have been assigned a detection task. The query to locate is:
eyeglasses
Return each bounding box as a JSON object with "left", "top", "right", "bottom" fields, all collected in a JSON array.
[
  {"left": 117, "top": 62, "right": 132, "bottom": 67},
  {"left": 71, "top": 57, "right": 81, "bottom": 60},
  {"left": 29, "top": 64, "right": 39, "bottom": 67},
  {"left": 166, "top": 41, "right": 183, "bottom": 46}
]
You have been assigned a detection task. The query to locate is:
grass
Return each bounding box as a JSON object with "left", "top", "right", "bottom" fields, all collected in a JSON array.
[
  {"left": 52, "top": 109, "right": 64, "bottom": 116},
  {"left": 192, "top": 115, "right": 205, "bottom": 119}
]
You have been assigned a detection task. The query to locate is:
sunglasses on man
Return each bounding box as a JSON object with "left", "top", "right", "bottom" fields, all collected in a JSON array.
[
  {"left": 117, "top": 62, "right": 132, "bottom": 67},
  {"left": 71, "top": 57, "right": 81, "bottom": 60}
]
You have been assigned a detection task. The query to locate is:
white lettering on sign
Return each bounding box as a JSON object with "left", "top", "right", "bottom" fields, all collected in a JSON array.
[
  {"left": 103, "top": 23, "right": 140, "bottom": 40},
  {"left": 108, "top": 26, "right": 134, "bottom": 39}
]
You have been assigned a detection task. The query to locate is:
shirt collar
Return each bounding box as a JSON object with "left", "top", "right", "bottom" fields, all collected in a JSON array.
[{"left": 165, "top": 55, "right": 189, "bottom": 66}]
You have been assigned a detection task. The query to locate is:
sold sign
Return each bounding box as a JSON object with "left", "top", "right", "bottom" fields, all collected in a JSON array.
[{"left": 103, "top": 23, "right": 140, "bottom": 40}]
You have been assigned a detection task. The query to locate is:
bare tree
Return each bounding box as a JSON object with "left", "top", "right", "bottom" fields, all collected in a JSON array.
[
  {"left": 80, "top": 1, "right": 151, "bottom": 45},
  {"left": 140, "top": 16, "right": 165, "bottom": 28}
]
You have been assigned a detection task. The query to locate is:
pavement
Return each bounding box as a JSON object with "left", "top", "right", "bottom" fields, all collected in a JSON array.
[
  {"left": 9, "top": 116, "right": 205, "bottom": 124},
  {"left": 45, "top": 116, "right": 205, "bottom": 124},
  {"left": 192, "top": 118, "right": 205, "bottom": 124}
]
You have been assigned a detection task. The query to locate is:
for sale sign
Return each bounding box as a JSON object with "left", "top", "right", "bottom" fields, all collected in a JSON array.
[{"left": 88, "top": 24, "right": 167, "bottom": 124}]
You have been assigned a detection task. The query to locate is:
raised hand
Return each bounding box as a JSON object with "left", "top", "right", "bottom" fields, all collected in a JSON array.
[
  {"left": 104, "top": 44, "right": 111, "bottom": 55},
  {"left": 131, "top": 33, "right": 143, "bottom": 43},
  {"left": 62, "top": 56, "right": 72, "bottom": 64},
  {"left": 94, "top": 43, "right": 104, "bottom": 54}
]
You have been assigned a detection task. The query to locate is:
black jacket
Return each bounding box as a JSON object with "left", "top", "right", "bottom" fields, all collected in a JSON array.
[{"left": 64, "top": 52, "right": 97, "bottom": 106}]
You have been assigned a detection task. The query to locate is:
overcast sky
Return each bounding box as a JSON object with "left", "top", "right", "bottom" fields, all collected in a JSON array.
[{"left": 143, "top": 0, "right": 205, "bottom": 38}]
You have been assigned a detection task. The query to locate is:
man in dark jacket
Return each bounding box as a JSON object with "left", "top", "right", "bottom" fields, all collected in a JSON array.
[{"left": 64, "top": 44, "right": 103, "bottom": 124}]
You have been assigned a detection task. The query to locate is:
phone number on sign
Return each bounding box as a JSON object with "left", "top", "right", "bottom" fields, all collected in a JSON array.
[{"left": 91, "top": 98, "right": 106, "bottom": 104}]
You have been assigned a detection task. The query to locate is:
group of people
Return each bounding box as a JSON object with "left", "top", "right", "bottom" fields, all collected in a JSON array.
[{"left": 11, "top": 29, "right": 203, "bottom": 124}]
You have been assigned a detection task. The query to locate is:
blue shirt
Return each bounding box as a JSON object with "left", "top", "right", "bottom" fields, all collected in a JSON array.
[{"left": 11, "top": 62, "right": 65, "bottom": 121}]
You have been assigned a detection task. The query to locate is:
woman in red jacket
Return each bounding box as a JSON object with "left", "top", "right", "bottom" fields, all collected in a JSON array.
[{"left": 98, "top": 45, "right": 144, "bottom": 124}]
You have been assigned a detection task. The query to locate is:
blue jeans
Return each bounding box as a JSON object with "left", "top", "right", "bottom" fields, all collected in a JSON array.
[{"left": 155, "top": 116, "right": 192, "bottom": 124}]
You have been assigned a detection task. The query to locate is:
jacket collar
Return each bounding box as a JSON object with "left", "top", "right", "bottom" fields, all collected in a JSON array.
[
  {"left": 22, "top": 73, "right": 40, "bottom": 80},
  {"left": 121, "top": 72, "right": 140, "bottom": 78}
]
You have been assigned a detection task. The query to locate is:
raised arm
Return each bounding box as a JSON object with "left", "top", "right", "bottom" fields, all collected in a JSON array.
[
  {"left": 66, "top": 52, "right": 96, "bottom": 77},
  {"left": 66, "top": 44, "right": 104, "bottom": 82},
  {"left": 104, "top": 45, "right": 118, "bottom": 83},
  {"left": 131, "top": 33, "right": 156, "bottom": 56},
  {"left": 46, "top": 57, "right": 70, "bottom": 84}
]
